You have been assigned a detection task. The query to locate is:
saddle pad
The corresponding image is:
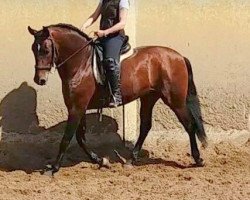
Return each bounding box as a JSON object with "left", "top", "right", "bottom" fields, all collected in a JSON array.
[
  {"left": 92, "top": 39, "right": 133, "bottom": 86},
  {"left": 93, "top": 48, "right": 104, "bottom": 85}
]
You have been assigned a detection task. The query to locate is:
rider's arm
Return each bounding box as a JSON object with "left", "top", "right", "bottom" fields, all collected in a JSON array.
[{"left": 81, "top": 2, "right": 102, "bottom": 30}]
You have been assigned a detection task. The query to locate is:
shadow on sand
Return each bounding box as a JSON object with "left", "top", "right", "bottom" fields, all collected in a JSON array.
[
  {"left": 0, "top": 82, "right": 185, "bottom": 173},
  {"left": 0, "top": 82, "right": 135, "bottom": 173}
]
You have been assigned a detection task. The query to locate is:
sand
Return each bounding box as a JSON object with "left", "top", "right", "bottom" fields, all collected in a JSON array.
[{"left": 0, "top": 127, "right": 249, "bottom": 200}]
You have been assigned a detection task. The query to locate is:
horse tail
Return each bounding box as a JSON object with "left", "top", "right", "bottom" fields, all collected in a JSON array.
[{"left": 184, "top": 57, "right": 208, "bottom": 147}]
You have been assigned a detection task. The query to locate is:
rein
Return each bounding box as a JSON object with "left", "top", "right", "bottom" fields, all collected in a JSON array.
[
  {"left": 56, "top": 38, "right": 94, "bottom": 68},
  {"left": 35, "top": 37, "right": 94, "bottom": 71}
]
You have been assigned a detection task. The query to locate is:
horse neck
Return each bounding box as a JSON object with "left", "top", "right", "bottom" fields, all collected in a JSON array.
[{"left": 53, "top": 30, "right": 92, "bottom": 82}]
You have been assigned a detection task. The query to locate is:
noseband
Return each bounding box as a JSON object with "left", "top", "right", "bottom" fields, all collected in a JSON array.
[{"left": 35, "top": 37, "right": 94, "bottom": 71}]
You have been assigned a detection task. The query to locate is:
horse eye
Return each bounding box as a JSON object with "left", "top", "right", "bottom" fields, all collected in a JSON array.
[{"left": 38, "top": 48, "right": 49, "bottom": 55}]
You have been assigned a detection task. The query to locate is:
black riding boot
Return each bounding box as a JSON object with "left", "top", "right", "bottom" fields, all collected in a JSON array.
[{"left": 103, "top": 58, "right": 122, "bottom": 107}]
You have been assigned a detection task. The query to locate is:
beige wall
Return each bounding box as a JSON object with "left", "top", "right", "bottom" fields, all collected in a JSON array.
[
  {"left": 136, "top": 0, "right": 250, "bottom": 130},
  {"left": 0, "top": 0, "right": 106, "bottom": 133},
  {"left": 0, "top": 0, "right": 138, "bottom": 139},
  {"left": 0, "top": 0, "right": 249, "bottom": 137}
]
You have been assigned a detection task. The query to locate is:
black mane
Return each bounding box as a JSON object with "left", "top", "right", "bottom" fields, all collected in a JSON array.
[{"left": 48, "top": 23, "right": 91, "bottom": 40}]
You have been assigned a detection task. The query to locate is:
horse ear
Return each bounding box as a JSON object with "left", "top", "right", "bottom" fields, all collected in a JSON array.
[
  {"left": 28, "top": 26, "right": 37, "bottom": 35},
  {"left": 42, "top": 26, "right": 50, "bottom": 37}
]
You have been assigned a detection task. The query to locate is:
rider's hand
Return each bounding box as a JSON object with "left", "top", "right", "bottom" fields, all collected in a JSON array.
[{"left": 95, "top": 30, "right": 107, "bottom": 38}]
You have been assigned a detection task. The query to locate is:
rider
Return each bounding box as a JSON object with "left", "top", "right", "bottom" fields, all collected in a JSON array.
[{"left": 81, "top": 0, "right": 129, "bottom": 107}]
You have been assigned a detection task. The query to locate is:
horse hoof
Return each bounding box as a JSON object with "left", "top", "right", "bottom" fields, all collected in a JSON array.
[
  {"left": 100, "top": 158, "right": 111, "bottom": 169},
  {"left": 195, "top": 158, "right": 205, "bottom": 167},
  {"left": 124, "top": 163, "right": 134, "bottom": 170},
  {"left": 42, "top": 164, "right": 58, "bottom": 176},
  {"left": 43, "top": 169, "right": 54, "bottom": 177},
  {"left": 123, "top": 160, "right": 134, "bottom": 169}
]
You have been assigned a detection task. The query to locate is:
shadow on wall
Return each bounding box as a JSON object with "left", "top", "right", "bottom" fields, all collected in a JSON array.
[
  {"left": 0, "top": 82, "right": 136, "bottom": 173},
  {"left": 0, "top": 82, "right": 44, "bottom": 134}
]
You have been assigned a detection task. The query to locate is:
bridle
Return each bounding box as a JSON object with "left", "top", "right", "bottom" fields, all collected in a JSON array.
[
  {"left": 35, "top": 36, "right": 94, "bottom": 71},
  {"left": 34, "top": 37, "right": 57, "bottom": 71}
]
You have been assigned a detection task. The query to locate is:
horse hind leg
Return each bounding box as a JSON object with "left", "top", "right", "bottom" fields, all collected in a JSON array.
[
  {"left": 130, "top": 93, "right": 159, "bottom": 164},
  {"left": 174, "top": 106, "right": 205, "bottom": 166},
  {"left": 162, "top": 97, "right": 205, "bottom": 166}
]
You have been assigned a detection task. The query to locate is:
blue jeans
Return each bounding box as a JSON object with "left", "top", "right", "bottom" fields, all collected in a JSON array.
[
  {"left": 100, "top": 34, "right": 125, "bottom": 105},
  {"left": 101, "top": 34, "right": 125, "bottom": 62}
]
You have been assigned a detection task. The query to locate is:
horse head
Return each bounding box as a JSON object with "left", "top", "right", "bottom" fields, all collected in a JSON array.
[
  {"left": 28, "top": 26, "right": 55, "bottom": 85},
  {"left": 28, "top": 24, "right": 93, "bottom": 86}
]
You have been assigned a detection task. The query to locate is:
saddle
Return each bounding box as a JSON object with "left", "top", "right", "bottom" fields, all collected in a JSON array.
[{"left": 92, "top": 36, "right": 131, "bottom": 85}]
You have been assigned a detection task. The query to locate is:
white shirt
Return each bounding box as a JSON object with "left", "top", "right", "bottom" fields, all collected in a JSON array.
[{"left": 99, "top": 0, "right": 130, "bottom": 10}]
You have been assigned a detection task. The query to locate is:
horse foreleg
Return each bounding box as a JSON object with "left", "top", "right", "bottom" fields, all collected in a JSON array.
[
  {"left": 76, "top": 114, "right": 87, "bottom": 142},
  {"left": 44, "top": 109, "right": 82, "bottom": 175},
  {"left": 75, "top": 114, "right": 110, "bottom": 168}
]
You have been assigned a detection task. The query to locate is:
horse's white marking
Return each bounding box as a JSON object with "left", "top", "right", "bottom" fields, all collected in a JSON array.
[{"left": 37, "top": 44, "right": 41, "bottom": 52}]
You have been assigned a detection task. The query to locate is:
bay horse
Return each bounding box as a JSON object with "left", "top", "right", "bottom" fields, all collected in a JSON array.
[{"left": 28, "top": 24, "right": 207, "bottom": 175}]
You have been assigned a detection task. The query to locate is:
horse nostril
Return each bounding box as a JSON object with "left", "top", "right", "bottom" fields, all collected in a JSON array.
[{"left": 39, "top": 79, "right": 46, "bottom": 85}]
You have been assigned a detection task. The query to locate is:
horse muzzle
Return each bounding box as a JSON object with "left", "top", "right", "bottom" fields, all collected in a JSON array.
[
  {"left": 39, "top": 78, "right": 47, "bottom": 85},
  {"left": 34, "top": 76, "right": 47, "bottom": 86},
  {"left": 34, "top": 71, "right": 49, "bottom": 86}
]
